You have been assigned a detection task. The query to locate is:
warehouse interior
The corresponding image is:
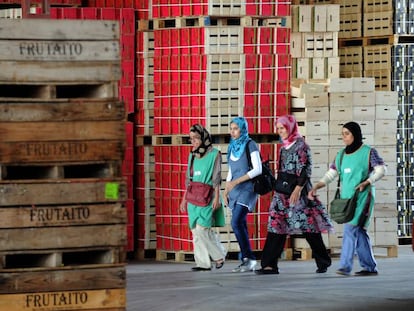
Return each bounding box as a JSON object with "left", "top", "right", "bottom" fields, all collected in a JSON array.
[{"left": 0, "top": 1, "right": 413, "bottom": 311}]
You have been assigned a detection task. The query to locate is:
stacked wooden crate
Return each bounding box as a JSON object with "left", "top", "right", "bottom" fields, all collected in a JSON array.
[
  {"left": 0, "top": 19, "right": 127, "bottom": 310},
  {"left": 290, "top": 3, "right": 340, "bottom": 80},
  {"left": 135, "top": 1, "right": 291, "bottom": 258},
  {"left": 291, "top": 77, "right": 398, "bottom": 257}
]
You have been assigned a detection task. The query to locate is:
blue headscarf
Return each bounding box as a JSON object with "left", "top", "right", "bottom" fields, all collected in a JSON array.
[{"left": 228, "top": 117, "right": 250, "bottom": 159}]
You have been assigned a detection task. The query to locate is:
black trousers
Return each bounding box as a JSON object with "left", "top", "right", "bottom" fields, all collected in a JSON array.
[{"left": 260, "top": 232, "right": 331, "bottom": 270}]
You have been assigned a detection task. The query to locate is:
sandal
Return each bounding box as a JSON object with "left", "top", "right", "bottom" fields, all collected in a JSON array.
[{"left": 215, "top": 259, "right": 225, "bottom": 269}]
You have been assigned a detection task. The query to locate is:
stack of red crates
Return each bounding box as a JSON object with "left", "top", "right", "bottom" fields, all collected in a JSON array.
[
  {"left": 50, "top": 6, "right": 136, "bottom": 252},
  {"left": 149, "top": 1, "right": 291, "bottom": 253}
]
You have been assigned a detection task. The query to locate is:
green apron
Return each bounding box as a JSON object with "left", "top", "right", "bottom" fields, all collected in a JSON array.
[{"left": 336, "top": 145, "right": 375, "bottom": 228}]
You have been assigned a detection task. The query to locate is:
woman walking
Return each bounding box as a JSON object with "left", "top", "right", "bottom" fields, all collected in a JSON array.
[
  {"left": 310, "top": 121, "right": 386, "bottom": 276},
  {"left": 256, "top": 115, "right": 333, "bottom": 275},
  {"left": 223, "top": 117, "right": 262, "bottom": 273},
  {"left": 180, "top": 124, "right": 226, "bottom": 271}
]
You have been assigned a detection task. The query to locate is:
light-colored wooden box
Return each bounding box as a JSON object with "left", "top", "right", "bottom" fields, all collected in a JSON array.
[
  {"left": 303, "top": 120, "right": 329, "bottom": 135},
  {"left": 329, "top": 92, "right": 353, "bottom": 107},
  {"left": 304, "top": 92, "right": 329, "bottom": 107},
  {"left": 328, "top": 78, "right": 353, "bottom": 93},
  {"left": 327, "top": 57, "right": 340, "bottom": 78},
  {"left": 375, "top": 119, "right": 397, "bottom": 133},
  {"left": 352, "top": 92, "right": 375, "bottom": 106},
  {"left": 352, "top": 106, "right": 375, "bottom": 120},
  {"left": 290, "top": 32, "right": 303, "bottom": 58},
  {"left": 329, "top": 106, "right": 353, "bottom": 120},
  {"left": 375, "top": 91, "right": 398, "bottom": 105},
  {"left": 294, "top": 57, "right": 311, "bottom": 79},
  {"left": 312, "top": 147, "right": 330, "bottom": 164},
  {"left": 292, "top": 5, "right": 313, "bottom": 32},
  {"left": 305, "top": 106, "right": 330, "bottom": 121},
  {"left": 374, "top": 133, "right": 397, "bottom": 146},
  {"left": 326, "top": 4, "right": 340, "bottom": 31},
  {"left": 352, "top": 77, "right": 375, "bottom": 92},
  {"left": 312, "top": 57, "right": 326, "bottom": 79},
  {"left": 375, "top": 105, "right": 399, "bottom": 119},
  {"left": 305, "top": 135, "right": 329, "bottom": 146},
  {"left": 314, "top": 5, "right": 327, "bottom": 32}
]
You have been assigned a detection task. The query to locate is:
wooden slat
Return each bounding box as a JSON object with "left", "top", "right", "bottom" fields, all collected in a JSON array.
[
  {"left": 0, "top": 40, "right": 120, "bottom": 62},
  {"left": 0, "top": 179, "right": 127, "bottom": 206},
  {"left": 0, "top": 121, "right": 125, "bottom": 142},
  {"left": 0, "top": 288, "right": 126, "bottom": 311},
  {"left": 0, "top": 100, "right": 125, "bottom": 122},
  {"left": 0, "top": 265, "right": 126, "bottom": 293},
  {"left": 0, "top": 61, "right": 120, "bottom": 83},
  {"left": 0, "top": 203, "right": 125, "bottom": 228},
  {"left": 0, "top": 19, "right": 119, "bottom": 40},
  {"left": 0, "top": 224, "right": 126, "bottom": 251},
  {"left": 0, "top": 141, "right": 124, "bottom": 163}
]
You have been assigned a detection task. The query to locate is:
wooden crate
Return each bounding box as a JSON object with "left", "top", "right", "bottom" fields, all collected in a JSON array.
[
  {"left": 339, "top": 46, "right": 363, "bottom": 72},
  {"left": 364, "top": 44, "right": 392, "bottom": 71},
  {"left": 363, "top": 11, "right": 393, "bottom": 37},
  {"left": 0, "top": 18, "right": 126, "bottom": 311},
  {"left": 0, "top": 20, "right": 120, "bottom": 83},
  {"left": 339, "top": 13, "right": 362, "bottom": 38}
]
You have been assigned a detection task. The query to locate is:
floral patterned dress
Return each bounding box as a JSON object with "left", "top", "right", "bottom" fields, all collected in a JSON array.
[{"left": 268, "top": 137, "right": 333, "bottom": 234}]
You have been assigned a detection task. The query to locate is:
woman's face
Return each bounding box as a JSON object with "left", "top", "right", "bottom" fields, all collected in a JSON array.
[
  {"left": 230, "top": 122, "right": 241, "bottom": 140},
  {"left": 341, "top": 127, "right": 354, "bottom": 146},
  {"left": 276, "top": 122, "right": 289, "bottom": 140},
  {"left": 189, "top": 132, "right": 202, "bottom": 151}
]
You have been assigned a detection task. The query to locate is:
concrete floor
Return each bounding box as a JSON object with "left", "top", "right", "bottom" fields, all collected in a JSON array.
[{"left": 126, "top": 245, "right": 414, "bottom": 311}]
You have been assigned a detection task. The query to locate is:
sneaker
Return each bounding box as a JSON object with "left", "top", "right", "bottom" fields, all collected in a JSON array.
[
  {"left": 240, "top": 258, "right": 257, "bottom": 272},
  {"left": 336, "top": 268, "right": 351, "bottom": 276},
  {"left": 232, "top": 258, "right": 256, "bottom": 273},
  {"left": 232, "top": 264, "right": 243, "bottom": 273},
  {"left": 354, "top": 270, "right": 378, "bottom": 276}
]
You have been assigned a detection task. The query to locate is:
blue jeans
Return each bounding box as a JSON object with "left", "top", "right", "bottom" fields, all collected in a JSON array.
[
  {"left": 231, "top": 204, "right": 255, "bottom": 260},
  {"left": 340, "top": 224, "right": 377, "bottom": 273}
]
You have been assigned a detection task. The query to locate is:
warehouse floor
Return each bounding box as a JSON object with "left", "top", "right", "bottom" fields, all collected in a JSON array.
[{"left": 126, "top": 245, "right": 414, "bottom": 311}]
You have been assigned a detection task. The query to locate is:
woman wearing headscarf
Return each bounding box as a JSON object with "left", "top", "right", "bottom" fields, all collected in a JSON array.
[
  {"left": 180, "top": 124, "right": 226, "bottom": 271},
  {"left": 255, "top": 115, "right": 333, "bottom": 275},
  {"left": 223, "top": 117, "right": 262, "bottom": 273},
  {"left": 309, "top": 121, "right": 386, "bottom": 276}
]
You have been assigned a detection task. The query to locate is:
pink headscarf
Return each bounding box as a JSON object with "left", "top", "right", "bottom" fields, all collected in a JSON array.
[{"left": 276, "top": 114, "right": 302, "bottom": 147}]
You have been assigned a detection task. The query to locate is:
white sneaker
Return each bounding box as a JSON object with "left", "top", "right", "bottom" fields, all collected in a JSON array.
[
  {"left": 232, "top": 258, "right": 248, "bottom": 273},
  {"left": 240, "top": 259, "right": 257, "bottom": 272}
]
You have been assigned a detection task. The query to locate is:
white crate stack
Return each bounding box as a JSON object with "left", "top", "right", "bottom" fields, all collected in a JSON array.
[
  {"left": 292, "top": 77, "right": 398, "bottom": 254},
  {"left": 290, "top": 4, "right": 340, "bottom": 80}
]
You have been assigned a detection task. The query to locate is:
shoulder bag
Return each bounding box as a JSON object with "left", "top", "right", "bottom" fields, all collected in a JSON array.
[
  {"left": 329, "top": 151, "right": 364, "bottom": 224},
  {"left": 246, "top": 140, "right": 276, "bottom": 195},
  {"left": 185, "top": 155, "right": 214, "bottom": 207}
]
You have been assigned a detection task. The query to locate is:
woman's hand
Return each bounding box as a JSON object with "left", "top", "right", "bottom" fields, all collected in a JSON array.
[
  {"left": 212, "top": 197, "right": 220, "bottom": 210},
  {"left": 307, "top": 188, "right": 317, "bottom": 200},
  {"left": 179, "top": 200, "right": 187, "bottom": 213},
  {"left": 356, "top": 180, "right": 371, "bottom": 191},
  {"left": 289, "top": 186, "right": 303, "bottom": 205},
  {"left": 225, "top": 180, "right": 236, "bottom": 193},
  {"left": 222, "top": 189, "right": 229, "bottom": 206}
]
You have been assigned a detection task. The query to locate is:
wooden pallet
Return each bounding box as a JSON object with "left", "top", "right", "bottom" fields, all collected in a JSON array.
[
  {"left": 156, "top": 250, "right": 194, "bottom": 262},
  {"left": 329, "top": 244, "right": 398, "bottom": 258}
]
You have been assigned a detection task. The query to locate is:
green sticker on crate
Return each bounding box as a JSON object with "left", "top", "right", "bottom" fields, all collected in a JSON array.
[{"left": 105, "top": 182, "right": 119, "bottom": 200}]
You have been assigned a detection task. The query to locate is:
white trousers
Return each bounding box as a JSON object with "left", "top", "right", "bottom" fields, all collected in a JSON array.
[{"left": 192, "top": 225, "right": 227, "bottom": 268}]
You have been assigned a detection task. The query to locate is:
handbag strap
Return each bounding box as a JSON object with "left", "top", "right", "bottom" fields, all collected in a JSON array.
[
  {"left": 189, "top": 154, "right": 195, "bottom": 181},
  {"left": 245, "top": 140, "right": 252, "bottom": 169}
]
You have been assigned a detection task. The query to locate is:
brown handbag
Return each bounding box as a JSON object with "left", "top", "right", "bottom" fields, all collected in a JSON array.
[{"left": 185, "top": 155, "right": 214, "bottom": 207}]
